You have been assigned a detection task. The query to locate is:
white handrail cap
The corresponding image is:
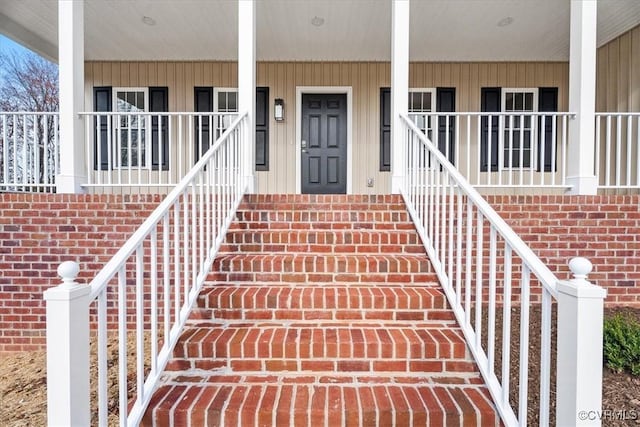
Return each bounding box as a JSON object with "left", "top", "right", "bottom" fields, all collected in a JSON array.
[
  {"left": 58, "top": 261, "right": 80, "bottom": 284},
  {"left": 568, "top": 257, "right": 592, "bottom": 280}
]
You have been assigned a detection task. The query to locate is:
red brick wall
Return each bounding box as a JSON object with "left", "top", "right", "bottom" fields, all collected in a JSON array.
[
  {"left": 0, "top": 194, "right": 161, "bottom": 352},
  {"left": 0, "top": 193, "right": 638, "bottom": 352},
  {"left": 488, "top": 195, "right": 640, "bottom": 305}
]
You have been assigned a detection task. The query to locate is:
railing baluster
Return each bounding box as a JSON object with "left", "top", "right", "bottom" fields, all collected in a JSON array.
[
  {"left": 637, "top": 116, "right": 640, "bottom": 187},
  {"left": 117, "top": 267, "right": 127, "bottom": 427},
  {"left": 605, "top": 115, "right": 612, "bottom": 187},
  {"left": 447, "top": 173, "right": 454, "bottom": 288},
  {"left": 474, "top": 211, "right": 484, "bottom": 350},
  {"left": 465, "top": 199, "right": 473, "bottom": 328},
  {"left": 487, "top": 226, "right": 497, "bottom": 375},
  {"left": 2, "top": 115, "right": 8, "bottom": 189},
  {"left": 22, "top": 114, "right": 27, "bottom": 189},
  {"left": 135, "top": 246, "right": 144, "bottom": 402},
  {"left": 97, "top": 289, "right": 107, "bottom": 427},
  {"left": 539, "top": 288, "right": 552, "bottom": 426},
  {"left": 455, "top": 189, "right": 463, "bottom": 308},
  {"left": 501, "top": 245, "right": 513, "bottom": 408},
  {"left": 174, "top": 200, "right": 181, "bottom": 324},
  {"left": 616, "top": 115, "right": 622, "bottom": 187},
  {"left": 518, "top": 265, "right": 531, "bottom": 426},
  {"left": 626, "top": 116, "right": 632, "bottom": 187},
  {"left": 163, "top": 214, "right": 171, "bottom": 346},
  {"left": 150, "top": 227, "right": 158, "bottom": 374}
]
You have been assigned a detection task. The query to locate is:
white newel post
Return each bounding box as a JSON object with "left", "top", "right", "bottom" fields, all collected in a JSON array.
[
  {"left": 566, "top": 0, "right": 598, "bottom": 195},
  {"left": 44, "top": 261, "right": 90, "bottom": 426},
  {"left": 57, "top": 0, "right": 86, "bottom": 194},
  {"left": 391, "top": 0, "right": 410, "bottom": 194},
  {"left": 238, "top": 0, "right": 256, "bottom": 193},
  {"left": 556, "top": 257, "right": 607, "bottom": 427}
]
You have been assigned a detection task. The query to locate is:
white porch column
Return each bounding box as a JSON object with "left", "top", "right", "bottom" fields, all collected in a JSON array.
[
  {"left": 238, "top": 0, "right": 256, "bottom": 193},
  {"left": 57, "top": 0, "right": 86, "bottom": 193},
  {"left": 391, "top": 0, "right": 410, "bottom": 194},
  {"left": 566, "top": 0, "right": 597, "bottom": 195}
]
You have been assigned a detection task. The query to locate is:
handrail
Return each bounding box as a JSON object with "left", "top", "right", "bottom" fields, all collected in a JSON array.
[
  {"left": 400, "top": 113, "right": 558, "bottom": 296},
  {"left": 44, "top": 111, "right": 249, "bottom": 427},
  {"left": 88, "top": 111, "right": 247, "bottom": 300},
  {"left": 399, "top": 112, "right": 564, "bottom": 426}
]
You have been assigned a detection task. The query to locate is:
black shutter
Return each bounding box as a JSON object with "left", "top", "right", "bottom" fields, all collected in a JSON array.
[
  {"left": 93, "top": 87, "right": 112, "bottom": 170},
  {"left": 380, "top": 88, "right": 391, "bottom": 171},
  {"left": 194, "top": 87, "right": 213, "bottom": 162},
  {"left": 149, "top": 87, "right": 169, "bottom": 171},
  {"left": 481, "top": 87, "right": 501, "bottom": 172},
  {"left": 436, "top": 88, "right": 456, "bottom": 165},
  {"left": 255, "top": 87, "right": 269, "bottom": 171},
  {"left": 537, "top": 87, "right": 558, "bottom": 172}
]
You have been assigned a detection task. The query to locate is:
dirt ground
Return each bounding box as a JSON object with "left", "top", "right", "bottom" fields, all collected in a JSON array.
[{"left": 1, "top": 307, "right": 639, "bottom": 426}]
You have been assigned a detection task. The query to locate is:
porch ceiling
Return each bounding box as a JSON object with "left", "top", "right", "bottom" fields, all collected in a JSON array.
[{"left": 1, "top": 0, "right": 639, "bottom": 63}]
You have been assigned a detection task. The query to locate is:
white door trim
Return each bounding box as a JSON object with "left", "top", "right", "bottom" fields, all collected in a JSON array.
[{"left": 295, "top": 86, "right": 353, "bottom": 194}]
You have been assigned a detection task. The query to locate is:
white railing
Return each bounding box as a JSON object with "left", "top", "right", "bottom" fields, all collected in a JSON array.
[
  {"left": 0, "top": 112, "right": 59, "bottom": 192},
  {"left": 44, "top": 112, "right": 249, "bottom": 426},
  {"left": 80, "top": 112, "right": 238, "bottom": 189},
  {"left": 408, "top": 112, "right": 573, "bottom": 189},
  {"left": 595, "top": 113, "right": 640, "bottom": 189},
  {"left": 400, "top": 113, "right": 606, "bottom": 426}
]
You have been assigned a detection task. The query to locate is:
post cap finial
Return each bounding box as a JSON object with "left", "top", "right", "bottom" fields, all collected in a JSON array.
[
  {"left": 57, "top": 261, "right": 80, "bottom": 288},
  {"left": 569, "top": 257, "right": 592, "bottom": 280}
]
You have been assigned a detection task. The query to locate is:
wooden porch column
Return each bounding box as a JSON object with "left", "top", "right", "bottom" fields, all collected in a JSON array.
[
  {"left": 238, "top": 0, "right": 256, "bottom": 193},
  {"left": 391, "top": 0, "right": 410, "bottom": 194},
  {"left": 57, "top": 0, "right": 86, "bottom": 193},
  {"left": 567, "top": 0, "right": 597, "bottom": 195}
]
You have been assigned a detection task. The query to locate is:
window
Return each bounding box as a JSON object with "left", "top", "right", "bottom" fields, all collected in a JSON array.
[
  {"left": 380, "top": 87, "right": 456, "bottom": 171},
  {"left": 194, "top": 87, "right": 269, "bottom": 170},
  {"left": 214, "top": 88, "right": 238, "bottom": 136},
  {"left": 114, "top": 88, "right": 148, "bottom": 167},
  {"left": 502, "top": 89, "right": 537, "bottom": 169},
  {"left": 408, "top": 89, "right": 436, "bottom": 139}
]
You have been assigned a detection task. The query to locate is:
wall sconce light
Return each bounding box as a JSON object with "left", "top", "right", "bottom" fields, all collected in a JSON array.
[{"left": 274, "top": 98, "right": 284, "bottom": 121}]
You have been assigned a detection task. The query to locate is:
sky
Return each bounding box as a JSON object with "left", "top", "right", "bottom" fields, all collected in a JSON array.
[{"left": 0, "top": 34, "right": 32, "bottom": 57}]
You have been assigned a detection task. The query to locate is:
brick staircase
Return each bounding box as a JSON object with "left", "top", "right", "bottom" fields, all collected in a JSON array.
[{"left": 142, "top": 195, "right": 499, "bottom": 426}]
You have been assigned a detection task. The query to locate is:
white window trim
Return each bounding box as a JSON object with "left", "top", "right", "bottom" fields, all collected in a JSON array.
[
  {"left": 408, "top": 88, "right": 436, "bottom": 112},
  {"left": 408, "top": 88, "right": 438, "bottom": 145},
  {"left": 213, "top": 87, "right": 238, "bottom": 112},
  {"left": 500, "top": 88, "right": 538, "bottom": 171},
  {"left": 113, "top": 87, "right": 149, "bottom": 169}
]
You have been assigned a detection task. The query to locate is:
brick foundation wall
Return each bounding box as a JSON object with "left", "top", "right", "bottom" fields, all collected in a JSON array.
[
  {"left": 0, "top": 193, "right": 162, "bottom": 352},
  {"left": 488, "top": 195, "right": 640, "bottom": 305},
  {"left": 0, "top": 193, "right": 638, "bottom": 352}
]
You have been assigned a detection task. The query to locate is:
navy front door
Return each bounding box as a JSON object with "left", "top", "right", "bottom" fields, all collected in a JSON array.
[{"left": 301, "top": 93, "right": 347, "bottom": 194}]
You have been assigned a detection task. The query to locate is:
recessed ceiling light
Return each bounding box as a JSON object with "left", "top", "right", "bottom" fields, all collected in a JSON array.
[
  {"left": 142, "top": 16, "right": 156, "bottom": 26},
  {"left": 497, "top": 16, "right": 514, "bottom": 27},
  {"left": 311, "top": 16, "right": 325, "bottom": 27}
]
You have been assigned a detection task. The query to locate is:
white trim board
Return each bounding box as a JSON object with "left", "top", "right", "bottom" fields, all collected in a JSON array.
[{"left": 295, "top": 86, "right": 353, "bottom": 195}]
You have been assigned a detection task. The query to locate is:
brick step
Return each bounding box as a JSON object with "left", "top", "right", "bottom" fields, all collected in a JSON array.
[
  {"left": 211, "top": 253, "right": 433, "bottom": 275},
  {"left": 233, "top": 209, "right": 412, "bottom": 225},
  {"left": 141, "top": 380, "right": 499, "bottom": 427},
  {"left": 221, "top": 229, "right": 424, "bottom": 254},
  {"left": 170, "top": 323, "right": 470, "bottom": 364},
  {"left": 238, "top": 194, "right": 407, "bottom": 210},
  {"left": 193, "top": 285, "right": 452, "bottom": 321},
  {"left": 229, "top": 218, "right": 415, "bottom": 231}
]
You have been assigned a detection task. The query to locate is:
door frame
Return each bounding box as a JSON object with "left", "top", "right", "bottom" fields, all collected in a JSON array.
[{"left": 296, "top": 86, "right": 353, "bottom": 194}]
